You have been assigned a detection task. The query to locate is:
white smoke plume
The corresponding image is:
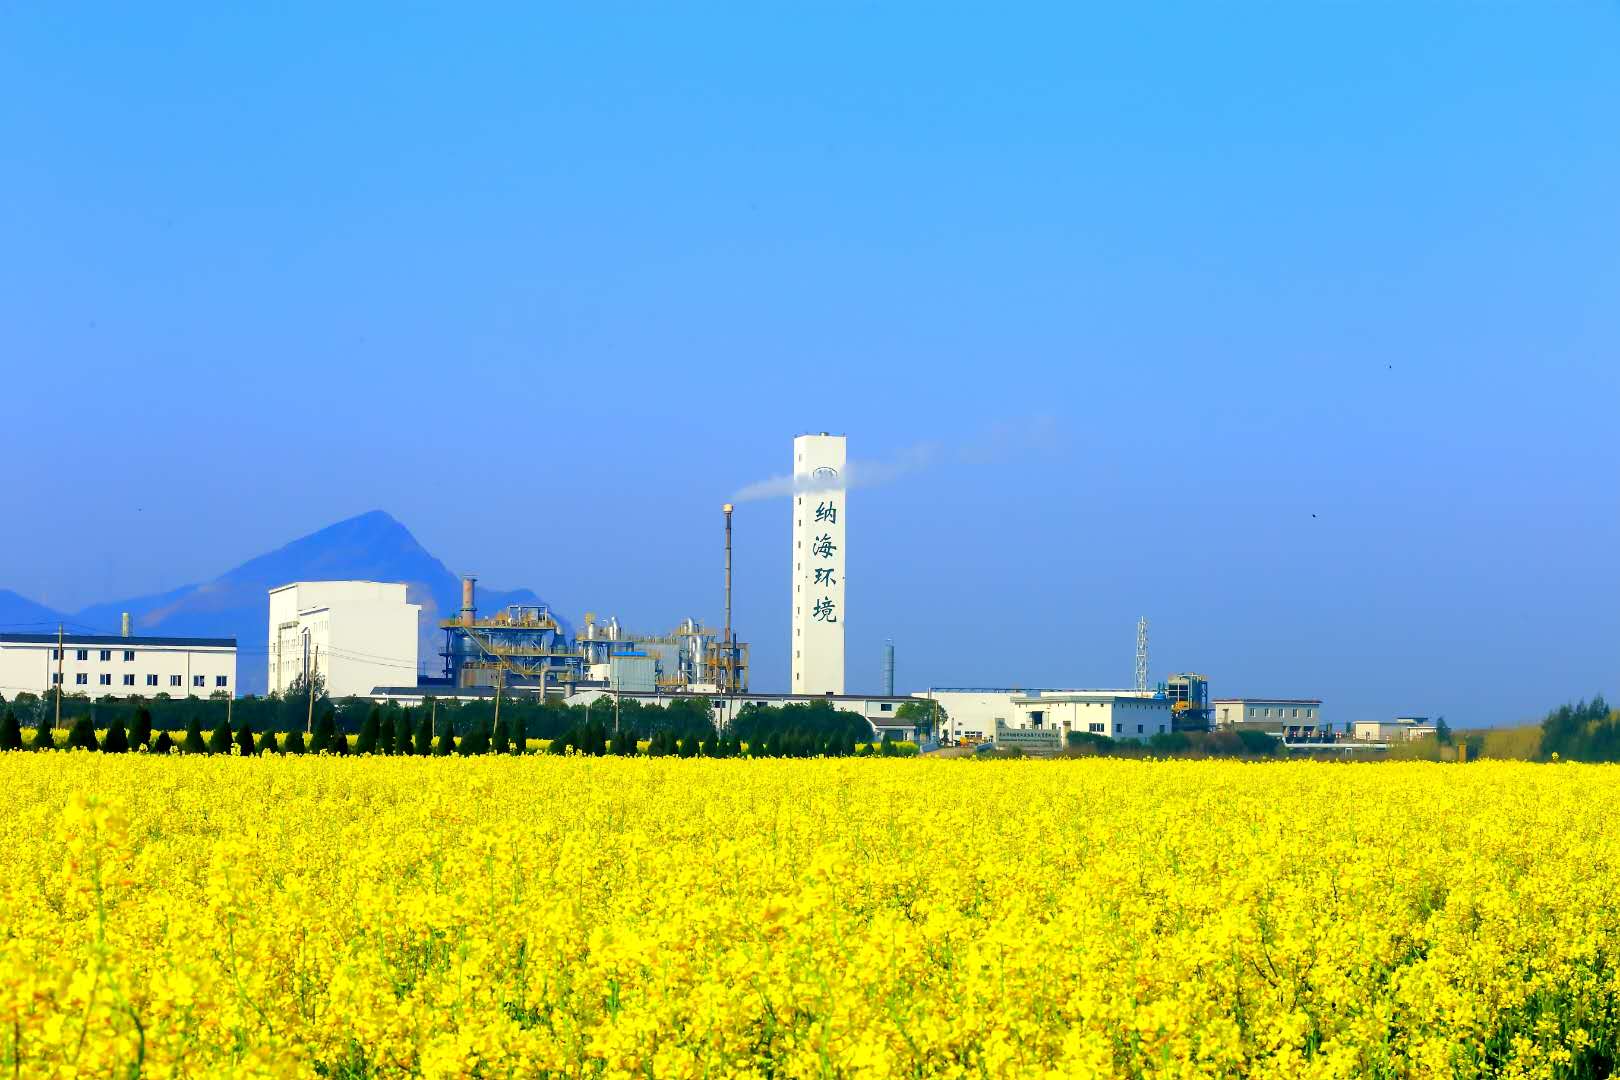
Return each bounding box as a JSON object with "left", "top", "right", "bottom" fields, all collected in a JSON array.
[{"left": 730, "top": 416, "right": 1058, "bottom": 503}]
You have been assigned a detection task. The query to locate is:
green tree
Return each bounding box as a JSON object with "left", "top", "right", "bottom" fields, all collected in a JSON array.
[
  {"left": 879, "top": 730, "right": 898, "bottom": 757},
  {"left": 257, "top": 728, "right": 280, "bottom": 754},
  {"left": 208, "top": 715, "right": 233, "bottom": 754},
  {"left": 283, "top": 728, "right": 307, "bottom": 755},
  {"left": 311, "top": 710, "right": 337, "bottom": 754},
  {"left": 376, "top": 709, "right": 395, "bottom": 755},
  {"left": 492, "top": 714, "right": 511, "bottom": 755},
  {"left": 413, "top": 710, "right": 432, "bottom": 756},
  {"left": 182, "top": 714, "right": 207, "bottom": 754},
  {"left": 356, "top": 706, "right": 381, "bottom": 755},
  {"left": 1539, "top": 697, "right": 1615, "bottom": 761},
  {"left": 458, "top": 718, "right": 490, "bottom": 756},
  {"left": 129, "top": 706, "right": 153, "bottom": 750},
  {"left": 235, "top": 718, "right": 256, "bottom": 757},
  {"left": 152, "top": 730, "right": 175, "bottom": 754},
  {"left": 397, "top": 709, "right": 417, "bottom": 756},
  {"left": 66, "top": 714, "right": 99, "bottom": 751},
  {"left": 895, "top": 699, "right": 948, "bottom": 742},
  {"left": 31, "top": 709, "right": 55, "bottom": 751},
  {"left": 102, "top": 716, "right": 130, "bottom": 754},
  {"left": 1434, "top": 716, "right": 1453, "bottom": 746},
  {"left": 0, "top": 709, "right": 21, "bottom": 752},
  {"left": 434, "top": 711, "right": 456, "bottom": 756}
]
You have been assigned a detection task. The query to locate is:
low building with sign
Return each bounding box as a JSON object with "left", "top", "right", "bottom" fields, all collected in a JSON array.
[{"left": 1011, "top": 691, "right": 1173, "bottom": 743}]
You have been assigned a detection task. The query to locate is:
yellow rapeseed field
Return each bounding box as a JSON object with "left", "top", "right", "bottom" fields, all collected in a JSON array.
[{"left": 2, "top": 755, "right": 1617, "bottom": 1078}]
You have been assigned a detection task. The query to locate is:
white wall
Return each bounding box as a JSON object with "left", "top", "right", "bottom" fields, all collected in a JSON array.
[
  {"left": 0, "top": 636, "right": 237, "bottom": 700},
  {"left": 791, "top": 434, "right": 846, "bottom": 695},
  {"left": 917, "top": 691, "right": 1024, "bottom": 742},
  {"left": 1013, "top": 694, "right": 1174, "bottom": 742},
  {"left": 1214, "top": 700, "right": 1323, "bottom": 728},
  {"left": 268, "top": 581, "right": 421, "bottom": 698}
]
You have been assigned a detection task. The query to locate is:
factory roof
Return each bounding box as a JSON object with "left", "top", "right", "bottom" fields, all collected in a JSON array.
[
  {"left": 0, "top": 632, "right": 237, "bottom": 649},
  {"left": 1212, "top": 697, "right": 1323, "bottom": 705}
]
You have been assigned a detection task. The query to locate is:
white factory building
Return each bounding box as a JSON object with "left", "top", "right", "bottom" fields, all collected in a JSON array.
[
  {"left": 1213, "top": 697, "right": 1329, "bottom": 741},
  {"left": 791, "top": 433, "right": 846, "bottom": 696},
  {"left": 921, "top": 688, "right": 1170, "bottom": 744},
  {"left": 0, "top": 631, "right": 237, "bottom": 700},
  {"left": 1352, "top": 717, "right": 1437, "bottom": 742},
  {"left": 268, "top": 581, "right": 421, "bottom": 699}
]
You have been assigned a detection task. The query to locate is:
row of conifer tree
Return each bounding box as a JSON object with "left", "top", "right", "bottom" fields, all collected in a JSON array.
[{"left": 0, "top": 705, "right": 906, "bottom": 758}]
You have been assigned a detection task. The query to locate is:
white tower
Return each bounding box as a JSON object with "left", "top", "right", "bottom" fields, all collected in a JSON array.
[{"left": 791, "top": 433, "right": 846, "bottom": 695}]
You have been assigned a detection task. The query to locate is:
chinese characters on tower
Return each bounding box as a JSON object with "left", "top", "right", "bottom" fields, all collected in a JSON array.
[
  {"left": 811, "top": 500, "right": 839, "bottom": 622},
  {"left": 792, "top": 433, "right": 847, "bottom": 695}
]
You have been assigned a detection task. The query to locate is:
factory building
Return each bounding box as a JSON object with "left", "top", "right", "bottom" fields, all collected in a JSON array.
[
  {"left": 791, "top": 433, "right": 846, "bottom": 696},
  {"left": 1213, "top": 697, "right": 1331, "bottom": 742},
  {"left": 1352, "top": 717, "right": 1437, "bottom": 742},
  {"left": 0, "top": 630, "right": 237, "bottom": 700},
  {"left": 268, "top": 581, "right": 421, "bottom": 699},
  {"left": 921, "top": 688, "right": 1152, "bottom": 743},
  {"left": 1011, "top": 692, "right": 1174, "bottom": 742},
  {"left": 439, "top": 579, "right": 750, "bottom": 695}
]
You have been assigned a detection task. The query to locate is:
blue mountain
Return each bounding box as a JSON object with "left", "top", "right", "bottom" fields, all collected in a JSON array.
[
  {"left": 0, "top": 589, "right": 66, "bottom": 630},
  {"left": 56, "top": 510, "right": 548, "bottom": 694}
]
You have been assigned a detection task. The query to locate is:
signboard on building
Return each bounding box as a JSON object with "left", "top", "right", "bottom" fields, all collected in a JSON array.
[
  {"left": 791, "top": 434, "right": 846, "bottom": 695},
  {"left": 993, "top": 720, "right": 1064, "bottom": 756}
]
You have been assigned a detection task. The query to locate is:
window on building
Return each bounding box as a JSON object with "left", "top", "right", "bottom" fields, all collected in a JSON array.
[
  {"left": 123, "top": 650, "right": 135, "bottom": 662},
  {"left": 1137, "top": 724, "right": 1143, "bottom": 734},
  {"left": 75, "top": 673, "right": 87, "bottom": 685},
  {"left": 1088, "top": 722, "right": 1104, "bottom": 733},
  {"left": 1292, "top": 708, "right": 1299, "bottom": 718},
  {"left": 1115, "top": 723, "right": 1122, "bottom": 733},
  {"left": 1030, "top": 710, "right": 1045, "bottom": 728},
  {"left": 122, "top": 674, "right": 135, "bottom": 686},
  {"left": 1248, "top": 707, "right": 1256, "bottom": 718},
  {"left": 215, "top": 676, "right": 228, "bottom": 687},
  {"left": 879, "top": 703, "right": 892, "bottom": 712},
  {"left": 146, "top": 674, "right": 158, "bottom": 686},
  {"left": 170, "top": 675, "right": 182, "bottom": 687},
  {"left": 193, "top": 676, "right": 205, "bottom": 687},
  {"left": 99, "top": 649, "right": 111, "bottom": 662},
  {"left": 51, "top": 648, "right": 60, "bottom": 660},
  {"left": 51, "top": 673, "right": 61, "bottom": 684},
  {"left": 98, "top": 674, "right": 111, "bottom": 686},
  {"left": 76, "top": 649, "right": 87, "bottom": 661}
]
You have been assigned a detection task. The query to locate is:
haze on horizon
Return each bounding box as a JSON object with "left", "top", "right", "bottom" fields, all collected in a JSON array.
[{"left": 2, "top": 3, "right": 1616, "bottom": 727}]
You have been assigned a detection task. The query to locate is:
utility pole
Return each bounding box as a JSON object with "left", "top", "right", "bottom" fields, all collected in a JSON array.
[
  {"left": 492, "top": 665, "right": 503, "bottom": 754},
  {"left": 54, "top": 623, "right": 63, "bottom": 733},
  {"left": 305, "top": 641, "right": 317, "bottom": 735}
]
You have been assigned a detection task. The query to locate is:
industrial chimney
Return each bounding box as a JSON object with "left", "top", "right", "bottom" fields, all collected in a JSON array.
[
  {"left": 883, "top": 639, "right": 895, "bottom": 696},
  {"left": 723, "top": 503, "right": 734, "bottom": 695},
  {"left": 460, "top": 577, "right": 477, "bottom": 627},
  {"left": 121, "top": 612, "right": 131, "bottom": 638}
]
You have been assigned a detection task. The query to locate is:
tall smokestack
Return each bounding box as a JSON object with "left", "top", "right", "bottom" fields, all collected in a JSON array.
[
  {"left": 722, "top": 503, "right": 734, "bottom": 695},
  {"left": 121, "top": 612, "right": 131, "bottom": 638},
  {"left": 460, "top": 577, "right": 477, "bottom": 627},
  {"left": 883, "top": 639, "right": 895, "bottom": 696}
]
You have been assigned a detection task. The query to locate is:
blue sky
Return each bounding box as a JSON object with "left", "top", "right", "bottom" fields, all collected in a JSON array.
[{"left": 2, "top": 3, "right": 1616, "bottom": 725}]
